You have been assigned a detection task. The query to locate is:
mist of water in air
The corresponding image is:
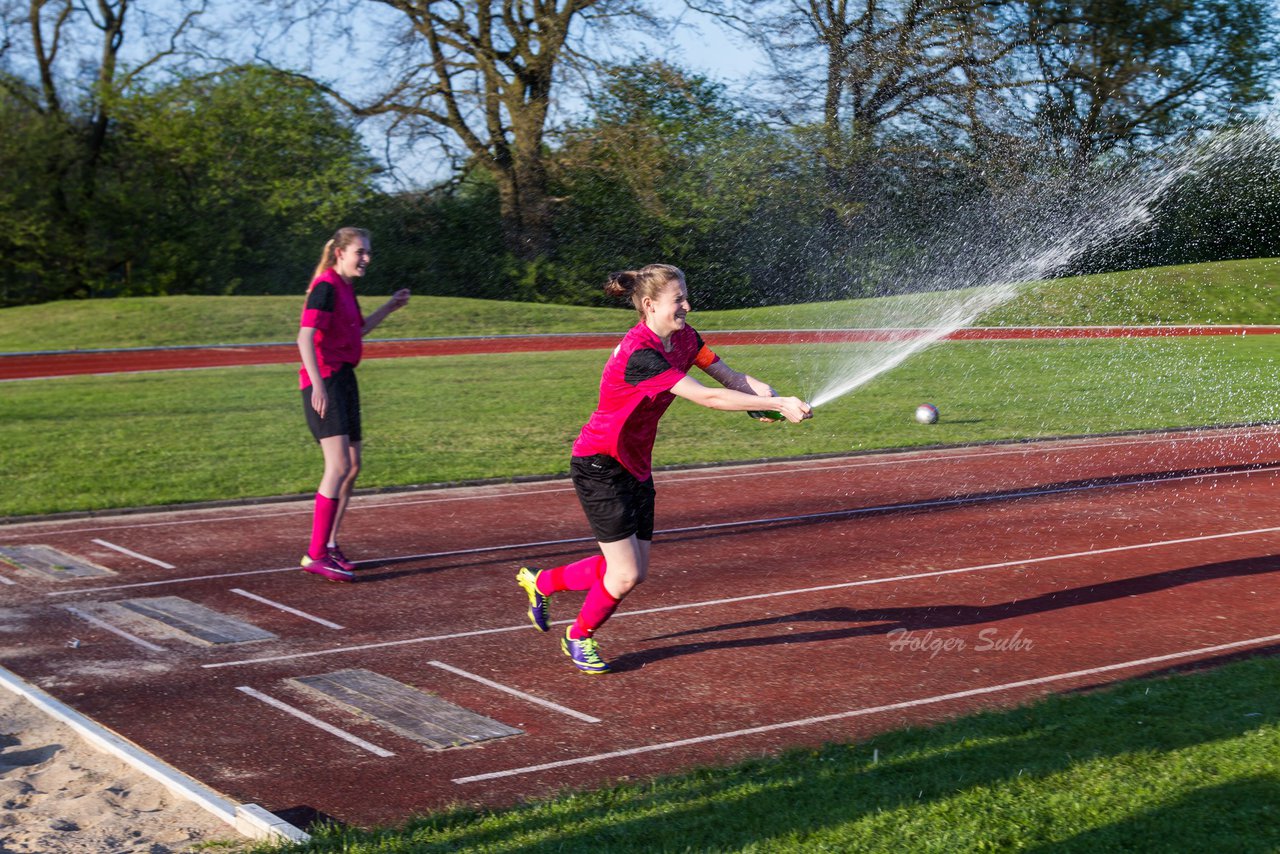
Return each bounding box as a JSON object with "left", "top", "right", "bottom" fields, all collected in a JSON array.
[{"left": 801, "top": 116, "right": 1280, "bottom": 409}]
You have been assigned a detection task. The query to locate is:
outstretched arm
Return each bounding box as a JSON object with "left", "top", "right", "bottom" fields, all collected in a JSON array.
[
  {"left": 670, "top": 375, "right": 811, "bottom": 423},
  {"left": 701, "top": 358, "right": 776, "bottom": 398},
  {"left": 362, "top": 288, "right": 411, "bottom": 336}
]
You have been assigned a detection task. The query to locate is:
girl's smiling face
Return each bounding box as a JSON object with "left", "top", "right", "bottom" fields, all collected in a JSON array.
[
  {"left": 644, "top": 277, "right": 691, "bottom": 340},
  {"left": 333, "top": 237, "right": 371, "bottom": 281}
]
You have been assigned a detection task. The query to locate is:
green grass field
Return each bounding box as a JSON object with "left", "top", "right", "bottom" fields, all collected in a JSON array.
[
  {"left": 4, "top": 259, "right": 1280, "bottom": 852},
  {"left": 4, "top": 258, "right": 1280, "bottom": 518},
  {"left": 1, "top": 258, "right": 1277, "bottom": 352},
  {"left": 4, "top": 336, "right": 1279, "bottom": 517}
]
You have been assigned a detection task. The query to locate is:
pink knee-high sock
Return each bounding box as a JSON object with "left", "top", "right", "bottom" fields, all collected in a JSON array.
[
  {"left": 571, "top": 580, "right": 621, "bottom": 639},
  {"left": 308, "top": 493, "right": 339, "bottom": 560},
  {"left": 537, "top": 554, "right": 606, "bottom": 595}
]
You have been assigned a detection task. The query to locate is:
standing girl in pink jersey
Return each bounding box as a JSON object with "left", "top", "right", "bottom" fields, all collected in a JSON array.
[
  {"left": 297, "top": 227, "right": 410, "bottom": 582},
  {"left": 517, "top": 263, "right": 811, "bottom": 672}
]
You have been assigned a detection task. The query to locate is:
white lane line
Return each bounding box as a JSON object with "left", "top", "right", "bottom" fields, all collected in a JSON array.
[
  {"left": 60, "top": 605, "right": 166, "bottom": 652},
  {"left": 47, "top": 456, "right": 1276, "bottom": 600},
  {"left": 91, "top": 538, "right": 176, "bottom": 569},
  {"left": 0, "top": 573, "right": 15, "bottom": 585},
  {"left": 202, "top": 461, "right": 1280, "bottom": 579},
  {"left": 235, "top": 686, "right": 394, "bottom": 757},
  {"left": 428, "top": 660, "right": 601, "bottom": 724},
  {"left": 46, "top": 565, "right": 299, "bottom": 597},
  {"left": 38, "top": 449, "right": 1280, "bottom": 599},
  {"left": 356, "top": 427, "right": 1280, "bottom": 510},
  {"left": 8, "top": 426, "right": 1276, "bottom": 540},
  {"left": 614, "top": 523, "right": 1280, "bottom": 619},
  {"left": 231, "top": 589, "right": 344, "bottom": 630},
  {"left": 203, "top": 624, "right": 532, "bottom": 669},
  {"left": 631, "top": 429, "right": 1280, "bottom": 486},
  {"left": 653, "top": 464, "right": 1280, "bottom": 540},
  {"left": 0, "top": 483, "right": 569, "bottom": 539},
  {"left": 201, "top": 522, "right": 1280, "bottom": 670},
  {"left": 452, "top": 631, "right": 1280, "bottom": 784}
]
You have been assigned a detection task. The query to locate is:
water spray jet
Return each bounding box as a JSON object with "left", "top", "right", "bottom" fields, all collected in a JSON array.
[{"left": 800, "top": 116, "right": 1280, "bottom": 411}]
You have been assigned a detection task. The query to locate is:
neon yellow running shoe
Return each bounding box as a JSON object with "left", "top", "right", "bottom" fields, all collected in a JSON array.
[
  {"left": 561, "top": 626, "right": 612, "bottom": 674},
  {"left": 516, "top": 566, "right": 550, "bottom": 632}
]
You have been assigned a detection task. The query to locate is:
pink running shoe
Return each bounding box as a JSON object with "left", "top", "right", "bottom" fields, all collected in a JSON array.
[
  {"left": 326, "top": 545, "right": 357, "bottom": 572},
  {"left": 300, "top": 553, "right": 355, "bottom": 583}
]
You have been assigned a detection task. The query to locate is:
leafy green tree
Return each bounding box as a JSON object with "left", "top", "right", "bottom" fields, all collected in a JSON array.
[
  {"left": 114, "top": 66, "right": 379, "bottom": 295},
  {"left": 555, "top": 63, "right": 742, "bottom": 291},
  {"left": 0, "top": 0, "right": 208, "bottom": 304},
  {"left": 355, "top": 175, "right": 510, "bottom": 301},
  {"left": 683, "top": 0, "right": 1045, "bottom": 302},
  {"left": 0, "top": 87, "right": 82, "bottom": 304},
  {"left": 550, "top": 61, "right": 835, "bottom": 306}
]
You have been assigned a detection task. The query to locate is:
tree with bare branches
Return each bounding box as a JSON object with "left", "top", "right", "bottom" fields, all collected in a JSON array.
[
  {"left": 1, "top": 0, "right": 206, "bottom": 173},
  {"left": 276, "top": 0, "right": 652, "bottom": 263},
  {"left": 1020, "top": 0, "right": 1277, "bottom": 170},
  {"left": 695, "top": 0, "right": 1027, "bottom": 226}
]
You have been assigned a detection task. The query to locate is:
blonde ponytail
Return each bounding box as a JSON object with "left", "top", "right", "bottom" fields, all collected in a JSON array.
[{"left": 604, "top": 264, "right": 685, "bottom": 318}]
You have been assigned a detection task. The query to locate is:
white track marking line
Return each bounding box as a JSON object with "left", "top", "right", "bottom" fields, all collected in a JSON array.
[
  {"left": 60, "top": 605, "right": 166, "bottom": 652},
  {"left": 452, "top": 631, "right": 1280, "bottom": 784},
  {"left": 428, "top": 660, "right": 602, "bottom": 723},
  {"left": 222, "top": 463, "right": 1280, "bottom": 582},
  {"left": 47, "top": 462, "right": 1280, "bottom": 599},
  {"left": 7, "top": 426, "right": 1276, "bottom": 540},
  {"left": 91, "top": 538, "right": 176, "bottom": 569},
  {"left": 230, "top": 589, "right": 344, "bottom": 629},
  {"left": 0, "top": 484, "right": 577, "bottom": 539},
  {"left": 201, "top": 522, "right": 1280, "bottom": 670},
  {"left": 203, "top": 624, "right": 532, "bottom": 669},
  {"left": 680, "top": 428, "right": 1280, "bottom": 475},
  {"left": 655, "top": 464, "right": 1280, "bottom": 539},
  {"left": 45, "top": 566, "right": 301, "bottom": 597},
  {"left": 617, "top": 524, "right": 1280, "bottom": 619},
  {"left": 666, "top": 430, "right": 1280, "bottom": 485},
  {"left": 0, "top": 573, "right": 15, "bottom": 585},
  {"left": 235, "top": 686, "right": 394, "bottom": 757},
  {"left": 358, "top": 428, "right": 1280, "bottom": 509}
]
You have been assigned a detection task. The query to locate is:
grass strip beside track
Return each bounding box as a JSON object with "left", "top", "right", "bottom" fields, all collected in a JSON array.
[
  {"left": 253, "top": 655, "right": 1280, "bottom": 853},
  {"left": 3, "top": 336, "right": 1280, "bottom": 518},
  {"left": 2, "top": 258, "right": 1278, "bottom": 353}
]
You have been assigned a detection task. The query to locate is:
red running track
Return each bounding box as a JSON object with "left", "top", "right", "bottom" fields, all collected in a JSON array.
[
  {"left": 4, "top": 326, "right": 1279, "bottom": 380},
  {"left": 2, "top": 426, "right": 1279, "bottom": 830}
]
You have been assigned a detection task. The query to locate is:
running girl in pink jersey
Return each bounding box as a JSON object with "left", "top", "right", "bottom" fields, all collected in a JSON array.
[
  {"left": 517, "top": 263, "right": 811, "bottom": 672},
  {"left": 297, "top": 227, "right": 410, "bottom": 582}
]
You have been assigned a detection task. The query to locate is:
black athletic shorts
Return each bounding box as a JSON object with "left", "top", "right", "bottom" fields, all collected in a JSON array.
[
  {"left": 302, "top": 363, "right": 362, "bottom": 442},
  {"left": 570, "top": 454, "right": 655, "bottom": 543}
]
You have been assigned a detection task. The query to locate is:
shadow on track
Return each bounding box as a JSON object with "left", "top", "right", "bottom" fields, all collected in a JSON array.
[{"left": 620, "top": 555, "right": 1280, "bottom": 670}]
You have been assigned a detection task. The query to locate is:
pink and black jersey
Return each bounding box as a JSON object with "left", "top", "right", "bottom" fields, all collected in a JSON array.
[
  {"left": 573, "top": 322, "right": 719, "bottom": 481},
  {"left": 299, "top": 268, "right": 364, "bottom": 389}
]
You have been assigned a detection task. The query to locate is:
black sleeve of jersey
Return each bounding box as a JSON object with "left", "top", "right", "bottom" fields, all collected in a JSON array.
[
  {"left": 305, "top": 281, "right": 337, "bottom": 313},
  {"left": 695, "top": 330, "right": 705, "bottom": 350},
  {"left": 625, "top": 348, "right": 674, "bottom": 386}
]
